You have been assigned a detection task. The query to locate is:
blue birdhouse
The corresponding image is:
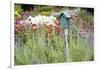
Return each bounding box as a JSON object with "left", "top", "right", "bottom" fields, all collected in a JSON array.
[{"left": 60, "top": 11, "right": 71, "bottom": 29}]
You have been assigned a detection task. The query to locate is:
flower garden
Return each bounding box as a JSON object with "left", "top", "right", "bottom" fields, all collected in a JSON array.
[{"left": 14, "top": 4, "right": 94, "bottom": 65}]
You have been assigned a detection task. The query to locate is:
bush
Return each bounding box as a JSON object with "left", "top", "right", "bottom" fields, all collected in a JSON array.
[
  {"left": 41, "top": 11, "right": 51, "bottom": 16},
  {"left": 15, "top": 28, "right": 66, "bottom": 65},
  {"left": 39, "top": 6, "right": 52, "bottom": 12},
  {"left": 14, "top": 4, "right": 23, "bottom": 17}
]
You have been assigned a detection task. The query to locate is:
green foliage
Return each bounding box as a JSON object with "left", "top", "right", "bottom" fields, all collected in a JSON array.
[
  {"left": 15, "top": 28, "right": 66, "bottom": 65},
  {"left": 15, "top": 25, "right": 94, "bottom": 65},
  {"left": 68, "top": 36, "right": 94, "bottom": 62},
  {"left": 68, "top": 25, "right": 94, "bottom": 62},
  {"left": 41, "top": 11, "right": 51, "bottom": 16},
  {"left": 78, "top": 10, "right": 94, "bottom": 25},
  {"left": 39, "top": 6, "right": 52, "bottom": 12},
  {"left": 38, "top": 6, "right": 53, "bottom": 16},
  {"left": 77, "top": 10, "right": 94, "bottom": 32},
  {"left": 14, "top": 4, "right": 23, "bottom": 17}
]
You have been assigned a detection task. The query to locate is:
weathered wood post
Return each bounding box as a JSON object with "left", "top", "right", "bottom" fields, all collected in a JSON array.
[{"left": 60, "top": 11, "right": 71, "bottom": 62}]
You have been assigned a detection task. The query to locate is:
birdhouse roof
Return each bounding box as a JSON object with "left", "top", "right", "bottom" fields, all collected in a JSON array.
[{"left": 60, "top": 11, "right": 71, "bottom": 18}]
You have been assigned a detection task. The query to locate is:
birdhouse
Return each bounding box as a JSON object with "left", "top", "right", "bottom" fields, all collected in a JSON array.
[{"left": 60, "top": 11, "right": 71, "bottom": 29}]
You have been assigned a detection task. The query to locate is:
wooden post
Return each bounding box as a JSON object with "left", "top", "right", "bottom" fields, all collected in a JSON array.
[
  {"left": 60, "top": 11, "right": 71, "bottom": 62},
  {"left": 64, "top": 29, "right": 70, "bottom": 61}
]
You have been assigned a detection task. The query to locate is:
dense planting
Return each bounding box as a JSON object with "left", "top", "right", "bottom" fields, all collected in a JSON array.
[{"left": 14, "top": 4, "right": 94, "bottom": 65}]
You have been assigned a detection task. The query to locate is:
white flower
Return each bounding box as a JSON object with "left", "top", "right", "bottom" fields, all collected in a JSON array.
[
  {"left": 25, "top": 16, "right": 33, "bottom": 24},
  {"left": 25, "top": 15, "right": 57, "bottom": 26}
]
